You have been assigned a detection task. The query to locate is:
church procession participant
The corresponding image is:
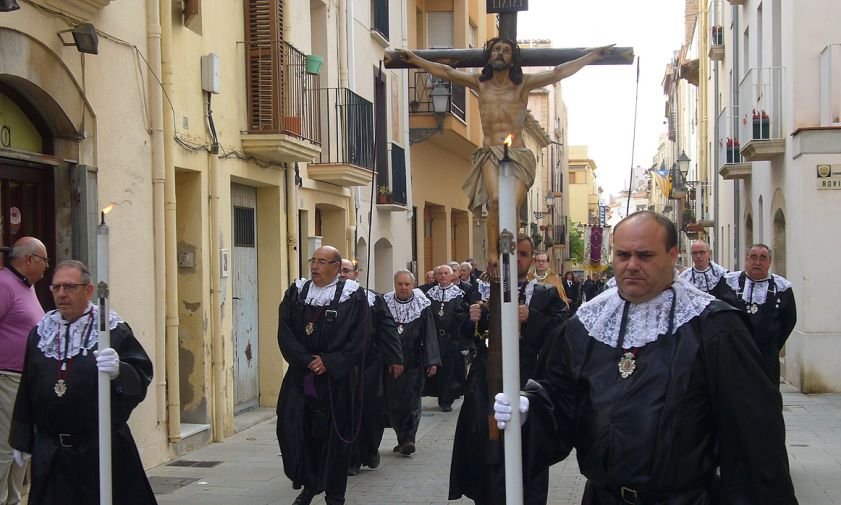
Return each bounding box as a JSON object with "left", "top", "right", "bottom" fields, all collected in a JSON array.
[
  {"left": 338, "top": 260, "right": 404, "bottom": 477},
  {"left": 562, "top": 271, "right": 583, "bottom": 313},
  {"left": 581, "top": 272, "right": 607, "bottom": 301},
  {"left": 494, "top": 212, "right": 798, "bottom": 505},
  {"left": 10, "top": 260, "right": 157, "bottom": 505},
  {"left": 276, "top": 246, "right": 368, "bottom": 505},
  {"left": 713, "top": 243, "right": 797, "bottom": 382},
  {"left": 678, "top": 239, "right": 727, "bottom": 293},
  {"left": 382, "top": 270, "right": 441, "bottom": 457},
  {"left": 459, "top": 261, "right": 482, "bottom": 304},
  {"left": 422, "top": 265, "right": 468, "bottom": 412},
  {"left": 528, "top": 251, "right": 571, "bottom": 309},
  {"left": 450, "top": 234, "right": 568, "bottom": 505}
]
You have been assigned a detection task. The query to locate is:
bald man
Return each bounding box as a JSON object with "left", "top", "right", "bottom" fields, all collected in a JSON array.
[
  {"left": 678, "top": 240, "right": 727, "bottom": 293},
  {"left": 277, "top": 246, "right": 369, "bottom": 505}
]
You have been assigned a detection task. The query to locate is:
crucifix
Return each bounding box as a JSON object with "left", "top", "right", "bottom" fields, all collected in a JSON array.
[{"left": 385, "top": 5, "right": 633, "bottom": 504}]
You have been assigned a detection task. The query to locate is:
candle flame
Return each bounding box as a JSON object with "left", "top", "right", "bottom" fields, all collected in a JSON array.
[
  {"left": 503, "top": 134, "right": 513, "bottom": 147},
  {"left": 102, "top": 204, "right": 114, "bottom": 215}
]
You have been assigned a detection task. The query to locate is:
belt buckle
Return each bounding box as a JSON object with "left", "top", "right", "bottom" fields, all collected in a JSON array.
[
  {"left": 620, "top": 486, "right": 638, "bottom": 504},
  {"left": 438, "top": 329, "right": 446, "bottom": 336},
  {"left": 58, "top": 433, "right": 72, "bottom": 448}
]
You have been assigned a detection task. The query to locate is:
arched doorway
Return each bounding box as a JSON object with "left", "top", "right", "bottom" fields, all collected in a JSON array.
[
  {"left": 745, "top": 213, "right": 754, "bottom": 254},
  {"left": 374, "top": 237, "right": 394, "bottom": 293},
  {"left": 773, "top": 209, "right": 786, "bottom": 277}
]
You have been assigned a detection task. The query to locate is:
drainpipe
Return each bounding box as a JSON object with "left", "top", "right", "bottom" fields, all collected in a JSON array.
[
  {"left": 402, "top": 0, "right": 414, "bottom": 226},
  {"left": 713, "top": 29, "right": 720, "bottom": 256},
  {"left": 338, "top": 0, "right": 348, "bottom": 89},
  {"left": 160, "top": 0, "right": 182, "bottom": 443},
  {"left": 287, "top": 164, "right": 299, "bottom": 281},
  {"left": 732, "top": 5, "right": 741, "bottom": 270},
  {"left": 146, "top": 0, "right": 168, "bottom": 432}
]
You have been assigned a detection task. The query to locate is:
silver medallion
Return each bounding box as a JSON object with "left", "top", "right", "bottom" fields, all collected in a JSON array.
[
  {"left": 749, "top": 303, "right": 759, "bottom": 314},
  {"left": 618, "top": 352, "right": 636, "bottom": 379},
  {"left": 305, "top": 322, "right": 314, "bottom": 335},
  {"left": 55, "top": 379, "right": 67, "bottom": 397},
  {"left": 397, "top": 324, "right": 404, "bottom": 334},
  {"left": 438, "top": 304, "right": 444, "bottom": 317}
]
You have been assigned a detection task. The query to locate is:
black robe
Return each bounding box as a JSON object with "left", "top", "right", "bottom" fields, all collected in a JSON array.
[
  {"left": 276, "top": 279, "right": 367, "bottom": 497},
  {"left": 10, "top": 318, "right": 156, "bottom": 505},
  {"left": 449, "top": 282, "right": 569, "bottom": 505},
  {"left": 713, "top": 272, "right": 797, "bottom": 381},
  {"left": 382, "top": 294, "right": 441, "bottom": 446},
  {"left": 348, "top": 291, "right": 404, "bottom": 469},
  {"left": 422, "top": 285, "right": 468, "bottom": 407},
  {"left": 522, "top": 300, "right": 797, "bottom": 505},
  {"left": 562, "top": 279, "right": 582, "bottom": 312}
]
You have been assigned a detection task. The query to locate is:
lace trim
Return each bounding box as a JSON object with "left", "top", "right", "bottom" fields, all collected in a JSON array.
[
  {"left": 523, "top": 280, "right": 535, "bottom": 306},
  {"left": 384, "top": 289, "right": 431, "bottom": 323},
  {"left": 679, "top": 261, "right": 726, "bottom": 291},
  {"left": 723, "top": 272, "right": 792, "bottom": 305},
  {"left": 36, "top": 303, "right": 122, "bottom": 360},
  {"left": 365, "top": 290, "right": 377, "bottom": 308},
  {"left": 294, "top": 278, "right": 360, "bottom": 306},
  {"left": 425, "top": 284, "right": 463, "bottom": 303},
  {"left": 477, "top": 280, "right": 491, "bottom": 301},
  {"left": 576, "top": 278, "right": 714, "bottom": 349}
]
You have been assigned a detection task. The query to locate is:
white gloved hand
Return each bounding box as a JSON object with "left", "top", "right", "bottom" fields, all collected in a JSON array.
[
  {"left": 493, "top": 392, "right": 529, "bottom": 430},
  {"left": 94, "top": 347, "right": 120, "bottom": 379},
  {"left": 12, "top": 449, "right": 30, "bottom": 467}
]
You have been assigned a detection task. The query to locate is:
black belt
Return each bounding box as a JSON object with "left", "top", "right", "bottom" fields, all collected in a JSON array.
[
  {"left": 46, "top": 432, "right": 94, "bottom": 448},
  {"left": 593, "top": 479, "right": 711, "bottom": 504}
]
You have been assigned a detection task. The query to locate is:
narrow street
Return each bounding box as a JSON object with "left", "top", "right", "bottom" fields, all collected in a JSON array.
[{"left": 148, "top": 386, "right": 841, "bottom": 505}]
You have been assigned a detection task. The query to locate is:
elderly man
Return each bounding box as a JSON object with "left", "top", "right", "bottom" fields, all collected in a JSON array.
[
  {"left": 458, "top": 262, "right": 481, "bottom": 304},
  {"left": 0, "top": 237, "right": 48, "bottom": 505},
  {"left": 277, "top": 246, "right": 368, "bottom": 505},
  {"left": 495, "top": 211, "right": 797, "bottom": 505},
  {"left": 10, "top": 260, "right": 156, "bottom": 505},
  {"left": 450, "top": 235, "right": 568, "bottom": 505},
  {"left": 713, "top": 244, "right": 796, "bottom": 382},
  {"left": 678, "top": 240, "right": 727, "bottom": 293},
  {"left": 383, "top": 270, "right": 441, "bottom": 456},
  {"left": 528, "top": 251, "right": 570, "bottom": 308},
  {"left": 418, "top": 270, "right": 436, "bottom": 294},
  {"left": 338, "top": 259, "right": 403, "bottom": 476},
  {"left": 422, "top": 264, "right": 468, "bottom": 412}
]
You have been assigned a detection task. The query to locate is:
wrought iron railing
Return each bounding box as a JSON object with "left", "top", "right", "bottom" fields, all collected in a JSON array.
[
  {"left": 372, "top": 0, "right": 389, "bottom": 40},
  {"left": 244, "top": 40, "right": 321, "bottom": 143},
  {"left": 738, "top": 66, "right": 784, "bottom": 143},
  {"left": 554, "top": 224, "right": 566, "bottom": 245},
  {"left": 717, "top": 105, "right": 742, "bottom": 164},
  {"left": 314, "top": 88, "right": 374, "bottom": 169},
  {"left": 391, "top": 144, "right": 407, "bottom": 205},
  {"left": 409, "top": 70, "right": 467, "bottom": 121},
  {"left": 820, "top": 44, "right": 841, "bottom": 126}
]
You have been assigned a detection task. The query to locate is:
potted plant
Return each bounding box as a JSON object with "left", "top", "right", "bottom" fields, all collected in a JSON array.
[
  {"left": 682, "top": 207, "right": 696, "bottom": 226},
  {"left": 726, "top": 137, "right": 741, "bottom": 163},
  {"left": 377, "top": 185, "right": 392, "bottom": 204},
  {"left": 409, "top": 100, "right": 421, "bottom": 113},
  {"left": 752, "top": 109, "right": 770, "bottom": 140},
  {"left": 711, "top": 26, "right": 723, "bottom": 45}
]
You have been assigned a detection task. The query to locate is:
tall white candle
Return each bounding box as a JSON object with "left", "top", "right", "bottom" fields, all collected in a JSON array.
[{"left": 96, "top": 208, "right": 113, "bottom": 505}]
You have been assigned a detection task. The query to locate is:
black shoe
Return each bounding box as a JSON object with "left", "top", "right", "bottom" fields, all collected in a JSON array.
[
  {"left": 393, "top": 443, "right": 403, "bottom": 452},
  {"left": 325, "top": 496, "right": 345, "bottom": 505},
  {"left": 368, "top": 451, "right": 380, "bottom": 469},
  {"left": 347, "top": 464, "right": 360, "bottom": 476},
  {"left": 400, "top": 443, "right": 416, "bottom": 456},
  {"left": 293, "top": 488, "right": 316, "bottom": 505},
  {"left": 440, "top": 405, "right": 452, "bottom": 412}
]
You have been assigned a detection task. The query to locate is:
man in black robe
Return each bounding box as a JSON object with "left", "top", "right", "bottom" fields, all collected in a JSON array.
[
  {"left": 450, "top": 235, "right": 568, "bottom": 505},
  {"left": 338, "top": 259, "right": 404, "bottom": 476},
  {"left": 383, "top": 270, "right": 441, "bottom": 456},
  {"left": 713, "top": 243, "right": 796, "bottom": 382},
  {"left": 422, "top": 264, "right": 468, "bottom": 412},
  {"left": 562, "top": 271, "right": 582, "bottom": 313},
  {"left": 494, "top": 212, "right": 798, "bottom": 505},
  {"left": 276, "top": 246, "right": 368, "bottom": 505},
  {"left": 581, "top": 272, "right": 606, "bottom": 301},
  {"left": 10, "top": 260, "right": 156, "bottom": 505},
  {"left": 678, "top": 239, "right": 727, "bottom": 293}
]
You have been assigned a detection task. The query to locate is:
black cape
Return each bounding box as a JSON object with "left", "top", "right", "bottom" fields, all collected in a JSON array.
[
  {"left": 422, "top": 286, "right": 468, "bottom": 405},
  {"left": 10, "top": 320, "right": 156, "bottom": 505},
  {"left": 276, "top": 279, "right": 367, "bottom": 496},
  {"left": 523, "top": 300, "right": 797, "bottom": 505}
]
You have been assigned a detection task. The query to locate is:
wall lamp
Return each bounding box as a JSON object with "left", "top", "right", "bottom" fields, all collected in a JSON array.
[
  {"left": 59, "top": 23, "right": 99, "bottom": 55},
  {"left": 409, "top": 80, "right": 451, "bottom": 144},
  {"left": 532, "top": 193, "right": 555, "bottom": 220},
  {"left": 0, "top": 0, "right": 20, "bottom": 12}
]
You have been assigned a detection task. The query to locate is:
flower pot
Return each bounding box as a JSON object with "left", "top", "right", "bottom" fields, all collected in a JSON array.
[
  {"left": 305, "top": 54, "right": 323, "bottom": 75},
  {"left": 752, "top": 118, "right": 770, "bottom": 140},
  {"left": 726, "top": 146, "right": 741, "bottom": 163}
]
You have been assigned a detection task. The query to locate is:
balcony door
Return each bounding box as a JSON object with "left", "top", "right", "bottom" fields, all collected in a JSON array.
[{"left": 374, "top": 71, "right": 388, "bottom": 189}]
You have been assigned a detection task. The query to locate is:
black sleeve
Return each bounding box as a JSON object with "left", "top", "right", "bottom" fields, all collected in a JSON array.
[
  {"left": 522, "top": 287, "right": 569, "bottom": 354},
  {"left": 321, "top": 290, "right": 368, "bottom": 379},
  {"left": 777, "top": 289, "right": 797, "bottom": 351},
  {"left": 277, "top": 284, "right": 315, "bottom": 370},
  {"left": 374, "top": 294, "right": 403, "bottom": 366},
  {"left": 421, "top": 309, "right": 442, "bottom": 367},
  {"left": 701, "top": 309, "right": 798, "bottom": 504},
  {"left": 110, "top": 323, "right": 154, "bottom": 424},
  {"left": 9, "top": 328, "right": 39, "bottom": 453}
]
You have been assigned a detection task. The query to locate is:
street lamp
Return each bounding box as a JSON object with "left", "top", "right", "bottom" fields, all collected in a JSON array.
[
  {"left": 409, "top": 80, "right": 451, "bottom": 144},
  {"left": 0, "top": 0, "right": 20, "bottom": 12},
  {"left": 676, "top": 150, "right": 691, "bottom": 182},
  {"left": 532, "top": 192, "right": 554, "bottom": 220}
]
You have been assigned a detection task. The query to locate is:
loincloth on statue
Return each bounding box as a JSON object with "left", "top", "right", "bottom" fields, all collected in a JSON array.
[{"left": 463, "top": 146, "right": 536, "bottom": 216}]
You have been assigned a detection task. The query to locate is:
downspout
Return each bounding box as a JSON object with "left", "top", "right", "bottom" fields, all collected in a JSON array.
[
  {"left": 732, "top": 5, "right": 741, "bottom": 270},
  {"left": 698, "top": 0, "right": 708, "bottom": 227},
  {"left": 402, "top": 0, "right": 414, "bottom": 233},
  {"left": 713, "top": 17, "right": 720, "bottom": 256},
  {"left": 286, "top": 164, "right": 299, "bottom": 282},
  {"left": 160, "top": 0, "right": 181, "bottom": 442},
  {"left": 146, "top": 0, "right": 167, "bottom": 432},
  {"left": 338, "top": 0, "right": 348, "bottom": 89}
]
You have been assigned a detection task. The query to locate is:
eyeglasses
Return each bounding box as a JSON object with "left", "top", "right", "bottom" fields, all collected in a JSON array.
[
  {"left": 308, "top": 258, "right": 339, "bottom": 266},
  {"left": 747, "top": 254, "right": 770, "bottom": 261},
  {"left": 30, "top": 253, "right": 50, "bottom": 266},
  {"left": 49, "top": 283, "right": 87, "bottom": 293},
  {"left": 340, "top": 268, "right": 355, "bottom": 274}
]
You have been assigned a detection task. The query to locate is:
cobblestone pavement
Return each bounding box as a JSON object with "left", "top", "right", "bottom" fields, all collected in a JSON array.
[{"left": 148, "top": 386, "right": 841, "bottom": 504}]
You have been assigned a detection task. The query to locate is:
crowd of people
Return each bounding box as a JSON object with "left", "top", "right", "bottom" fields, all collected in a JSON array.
[{"left": 0, "top": 207, "right": 801, "bottom": 505}]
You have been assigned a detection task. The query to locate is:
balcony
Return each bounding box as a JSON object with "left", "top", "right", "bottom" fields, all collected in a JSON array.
[
  {"left": 738, "top": 67, "right": 786, "bottom": 161},
  {"left": 307, "top": 88, "right": 374, "bottom": 187},
  {"left": 377, "top": 144, "right": 408, "bottom": 212},
  {"left": 241, "top": 41, "right": 322, "bottom": 164},
  {"left": 708, "top": 2, "right": 725, "bottom": 62},
  {"left": 408, "top": 70, "right": 472, "bottom": 152},
  {"left": 717, "top": 105, "right": 753, "bottom": 179}
]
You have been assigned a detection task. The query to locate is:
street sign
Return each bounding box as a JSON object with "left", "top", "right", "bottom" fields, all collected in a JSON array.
[
  {"left": 817, "top": 164, "right": 841, "bottom": 190},
  {"left": 487, "top": 0, "right": 528, "bottom": 14}
]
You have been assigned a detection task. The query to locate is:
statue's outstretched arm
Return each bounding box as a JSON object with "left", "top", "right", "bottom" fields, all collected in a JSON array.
[
  {"left": 525, "top": 45, "right": 614, "bottom": 90},
  {"left": 394, "top": 48, "right": 479, "bottom": 90}
]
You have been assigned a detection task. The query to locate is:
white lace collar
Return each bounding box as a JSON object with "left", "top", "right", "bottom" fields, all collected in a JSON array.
[
  {"left": 723, "top": 272, "right": 792, "bottom": 305},
  {"left": 36, "top": 303, "right": 122, "bottom": 360},
  {"left": 477, "top": 279, "right": 491, "bottom": 301},
  {"left": 295, "top": 278, "right": 360, "bottom": 306},
  {"left": 576, "top": 278, "right": 714, "bottom": 349},
  {"left": 679, "top": 261, "right": 726, "bottom": 292},
  {"left": 364, "top": 289, "right": 377, "bottom": 307},
  {"left": 425, "top": 284, "right": 463, "bottom": 303},
  {"left": 520, "top": 279, "right": 536, "bottom": 306},
  {"left": 384, "top": 289, "right": 431, "bottom": 323}
]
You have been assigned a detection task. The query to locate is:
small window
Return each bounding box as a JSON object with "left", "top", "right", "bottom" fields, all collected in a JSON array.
[{"left": 234, "top": 207, "right": 256, "bottom": 247}]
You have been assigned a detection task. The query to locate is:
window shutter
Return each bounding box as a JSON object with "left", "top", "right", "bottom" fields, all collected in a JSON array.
[
  {"left": 426, "top": 11, "right": 454, "bottom": 49},
  {"left": 245, "top": 0, "right": 284, "bottom": 132}
]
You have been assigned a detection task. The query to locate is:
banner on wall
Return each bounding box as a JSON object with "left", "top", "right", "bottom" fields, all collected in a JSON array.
[{"left": 583, "top": 225, "right": 610, "bottom": 272}]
